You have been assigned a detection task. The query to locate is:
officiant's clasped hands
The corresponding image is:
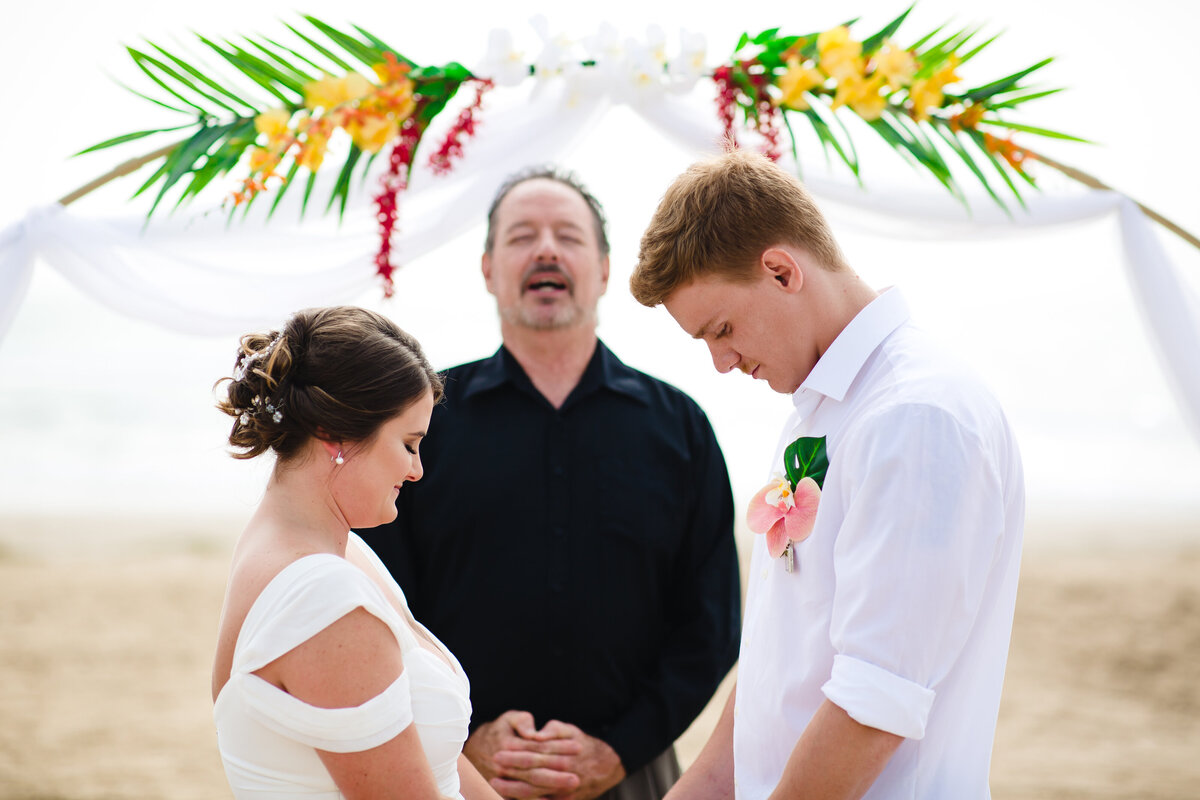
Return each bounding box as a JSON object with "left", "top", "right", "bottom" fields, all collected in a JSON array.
[{"left": 470, "top": 710, "right": 627, "bottom": 800}]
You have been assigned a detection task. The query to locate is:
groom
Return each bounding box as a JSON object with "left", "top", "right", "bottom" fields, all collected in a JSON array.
[{"left": 629, "top": 150, "right": 1025, "bottom": 799}]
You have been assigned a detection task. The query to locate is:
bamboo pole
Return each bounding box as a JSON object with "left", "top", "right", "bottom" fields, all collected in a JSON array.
[
  {"left": 1030, "top": 151, "right": 1200, "bottom": 252},
  {"left": 56, "top": 141, "right": 183, "bottom": 207}
]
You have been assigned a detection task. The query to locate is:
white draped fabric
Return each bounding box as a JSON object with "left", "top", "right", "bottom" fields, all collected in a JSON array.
[{"left": 1, "top": 74, "right": 1198, "bottom": 442}]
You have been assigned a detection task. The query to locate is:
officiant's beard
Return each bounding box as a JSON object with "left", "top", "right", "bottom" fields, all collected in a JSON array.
[{"left": 499, "top": 299, "right": 598, "bottom": 331}]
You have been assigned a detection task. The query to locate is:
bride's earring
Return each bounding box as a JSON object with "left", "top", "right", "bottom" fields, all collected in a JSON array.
[{"left": 332, "top": 450, "right": 345, "bottom": 465}]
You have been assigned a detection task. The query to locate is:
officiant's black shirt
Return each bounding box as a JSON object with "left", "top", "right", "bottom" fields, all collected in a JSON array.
[{"left": 357, "top": 341, "right": 740, "bottom": 775}]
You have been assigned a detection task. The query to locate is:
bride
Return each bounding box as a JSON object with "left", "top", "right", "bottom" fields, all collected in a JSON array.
[{"left": 210, "top": 306, "right": 500, "bottom": 800}]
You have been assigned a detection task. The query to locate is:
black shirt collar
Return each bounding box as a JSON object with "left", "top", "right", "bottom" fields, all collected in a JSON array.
[{"left": 461, "top": 339, "right": 651, "bottom": 407}]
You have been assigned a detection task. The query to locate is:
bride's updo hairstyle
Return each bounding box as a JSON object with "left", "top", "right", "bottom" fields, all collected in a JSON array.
[{"left": 216, "top": 306, "right": 443, "bottom": 461}]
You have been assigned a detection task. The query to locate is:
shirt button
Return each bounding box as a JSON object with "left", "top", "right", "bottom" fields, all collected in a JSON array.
[
  {"left": 552, "top": 465, "right": 564, "bottom": 476},
  {"left": 553, "top": 527, "right": 565, "bottom": 538},
  {"left": 760, "top": 568, "right": 768, "bottom": 579}
]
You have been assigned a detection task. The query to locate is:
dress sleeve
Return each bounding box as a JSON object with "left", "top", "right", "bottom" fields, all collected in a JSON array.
[
  {"left": 821, "top": 403, "right": 1006, "bottom": 740},
  {"left": 240, "top": 670, "right": 415, "bottom": 753},
  {"left": 232, "top": 556, "right": 417, "bottom": 752}
]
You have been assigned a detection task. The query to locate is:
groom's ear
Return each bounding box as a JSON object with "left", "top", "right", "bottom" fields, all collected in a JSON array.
[{"left": 760, "top": 247, "right": 805, "bottom": 294}]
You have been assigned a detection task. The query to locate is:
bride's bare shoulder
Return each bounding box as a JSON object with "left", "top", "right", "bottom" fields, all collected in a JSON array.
[{"left": 211, "top": 525, "right": 335, "bottom": 701}]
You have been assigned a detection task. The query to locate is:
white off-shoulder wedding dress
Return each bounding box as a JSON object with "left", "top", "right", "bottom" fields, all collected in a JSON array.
[{"left": 214, "top": 533, "right": 471, "bottom": 799}]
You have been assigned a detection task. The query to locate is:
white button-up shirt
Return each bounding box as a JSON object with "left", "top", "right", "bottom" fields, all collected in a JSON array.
[{"left": 734, "top": 288, "right": 1025, "bottom": 799}]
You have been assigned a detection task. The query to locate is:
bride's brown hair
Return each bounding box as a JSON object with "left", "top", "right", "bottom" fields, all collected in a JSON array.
[{"left": 215, "top": 306, "right": 443, "bottom": 460}]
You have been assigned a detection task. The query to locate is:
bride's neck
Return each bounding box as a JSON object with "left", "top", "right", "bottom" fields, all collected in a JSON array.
[{"left": 253, "top": 460, "right": 350, "bottom": 555}]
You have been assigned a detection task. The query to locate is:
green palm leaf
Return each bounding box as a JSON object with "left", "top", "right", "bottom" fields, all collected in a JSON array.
[
  {"left": 861, "top": 4, "right": 914, "bottom": 55},
  {"left": 977, "top": 118, "right": 1091, "bottom": 142},
  {"left": 727, "top": 14, "right": 1080, "bottom": 212},
  {"left": 800, "top": 106, "right": 860, "bottom": 179},
  {"left": 928, "top": 120, "right": 1013, "bottom": 210},
  {"left": 74, "top": 123, "right": 196, "bottom": 156},
  {"left": 326, "top": 146, "right": 364, "bottom": 217},
  {"left": 77, "top": 15, "right": 471, "bottom": 221}
]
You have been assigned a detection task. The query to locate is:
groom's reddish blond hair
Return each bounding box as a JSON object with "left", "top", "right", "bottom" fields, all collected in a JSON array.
[{"left": 630, "top": 149, "right": 847, "bottom": 307}]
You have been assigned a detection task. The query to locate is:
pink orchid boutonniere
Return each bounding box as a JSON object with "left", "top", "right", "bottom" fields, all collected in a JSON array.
[
  {"left": 747, "top": 475, "right": 821, "bottom": 558},
  {"left": 747, "top": 435, "right": 829, "bottom": 572}
]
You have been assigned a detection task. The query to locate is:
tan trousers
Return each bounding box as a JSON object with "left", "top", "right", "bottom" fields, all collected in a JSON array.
[{"left": 598, "top": 748, "right": 681, "bottom": 800}]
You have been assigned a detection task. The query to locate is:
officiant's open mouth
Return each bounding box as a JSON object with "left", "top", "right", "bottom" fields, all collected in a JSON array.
[{"left": 522, "top": 267, "right": 573, "bottom": 297}]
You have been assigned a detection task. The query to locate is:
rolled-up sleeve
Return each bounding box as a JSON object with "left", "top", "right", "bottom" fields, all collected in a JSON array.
[
  {"left": 822, "top": 402, "right": 1005, "bottom": 739},
  {"left": 823, "top": 654, "right": 935, "bottom": 739}
]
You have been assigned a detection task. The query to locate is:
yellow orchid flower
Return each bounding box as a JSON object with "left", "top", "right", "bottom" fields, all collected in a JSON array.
[
  {"left": 346, "top": 114, "right": 399, "bottom": 154},
  {"left": 874, "top": 42, "right": 917, "bottom": 90},
  {"left": 377, "top": 79, "right": 417, "bottom": 118},
  {"left": 908, "top": 77, "right": 942, "bottom": 121},
  {"left": 908, "top": 57, "right": 962, "bottom": 122},
  {"left": 254, "top": 108, "right": 291, "bottom": 139},
  {"left": 372, "top": 52, "right": 413, "bottom": 86},
  {"left": 951, "top": 102, "right": 987, "bottom": 131},
  {"left": 817, "top": 26, "right": 864, "bottom": 82},
  {"left": 776, "top": 57, "right": 825, "bottom": 110},
  {"left": 303, "top": 75, "right": 342, "bottom": 110},
  {"left": 303, "top": 71, "right": 374, "bottom": 111},
  {"left": 932, "top": 57, "right": 962, "bottom": 89},
  {"left": 246, "top": 146, "right": 275, "bottom": 173},
  {"left": 817, "top": 26, "right": 853, "bottom": 55},
  {"left": 821, "top": 46, "right": 865, "bottom": 82},
  {"left": 341, "top": 72, "right": 374, "bottom": 102},
  {"left": 849, "top": 78, "right": 888, "bottom": 121},
  {"left": 297, "top": 132, "right": 328, "bottom": 171},
  {"left": 832, "top": 72, "right": 887, "bottom": 120}
]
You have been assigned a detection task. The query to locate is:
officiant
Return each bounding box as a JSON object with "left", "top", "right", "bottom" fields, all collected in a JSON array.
[{"left": 358, "top": 166, "right": 740, "bottom": 800}]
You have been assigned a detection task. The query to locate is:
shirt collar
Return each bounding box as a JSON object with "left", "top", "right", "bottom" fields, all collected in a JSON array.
[
  {"left": 461, "top": 339, "right": 651, "bottom": 406},
  {"left": 793, "top": 287, "right": 911, "bottom": 411}
]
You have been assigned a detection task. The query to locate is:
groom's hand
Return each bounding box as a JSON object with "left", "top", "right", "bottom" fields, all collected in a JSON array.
[
  {"left": 465, "top": 710, "right": 582, "bottom": 798},
  {"left": 493, "top": 720, "right": 626, "bottom": 800}
]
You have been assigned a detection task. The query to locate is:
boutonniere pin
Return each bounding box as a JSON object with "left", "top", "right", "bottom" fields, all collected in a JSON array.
[{"left": 747, "top": 436, "right": 829, "bottom": 573}]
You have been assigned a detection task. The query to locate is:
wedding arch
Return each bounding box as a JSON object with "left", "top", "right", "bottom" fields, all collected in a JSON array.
[{"left": 1, "top": 10, "right": 1197, "bottom": 441}]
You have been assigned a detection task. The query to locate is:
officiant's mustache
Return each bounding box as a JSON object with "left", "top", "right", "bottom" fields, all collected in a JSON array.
[{"left": 520, "top": 264, "right": 575, "bottom": 295}]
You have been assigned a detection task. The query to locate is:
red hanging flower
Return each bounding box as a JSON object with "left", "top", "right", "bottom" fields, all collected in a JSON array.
[
  {"left": 428, "top": 78, "right": 495, "bottom": 175},
  {"left": 712, "top": 61, "right": 782, "bottom": 161},
  {"left": 373, "top": 116, "right": 422, "bottom": 297},
  {"left": 713, "top": 65, "right": 739, "bottom": 148}
]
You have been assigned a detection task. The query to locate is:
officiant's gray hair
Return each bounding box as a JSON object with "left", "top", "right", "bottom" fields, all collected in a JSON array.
[
  {"left": 484, "top": 166, "right": 610, "bottom": 256},
  {"left": 631, "top": 149, "right": 848, "bottom": 307}
]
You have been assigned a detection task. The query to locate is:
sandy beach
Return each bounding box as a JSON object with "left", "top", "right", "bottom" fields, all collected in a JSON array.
[{"left": 1, "top": 513, "right": 1197, "bottom": 799}]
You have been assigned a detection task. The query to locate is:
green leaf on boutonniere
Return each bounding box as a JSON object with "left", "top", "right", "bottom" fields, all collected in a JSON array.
[{"left": 783, "top": 436, "right": 829, "bottom": 491}]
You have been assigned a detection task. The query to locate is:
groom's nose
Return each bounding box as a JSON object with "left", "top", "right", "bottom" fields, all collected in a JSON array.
[{"left": 710, "top": 345, "right": 738, "bottom": 374}]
